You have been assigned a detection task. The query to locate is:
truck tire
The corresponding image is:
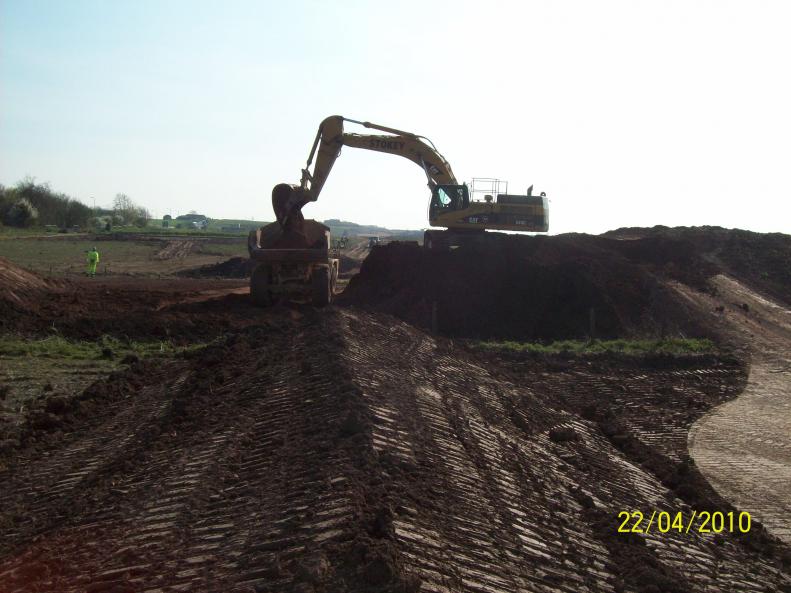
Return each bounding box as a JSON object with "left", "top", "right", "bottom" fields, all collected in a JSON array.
[
  {"left": 250, "top": 265, "right": 273, "bottom": 307},
  {"left": 312, "top": 266, "right": 331, "bottom": 306},
  {"left": 331, "top": 262, "right": 339, "bottom": 293},
  {"left": 424, "top": 230, "right": 450, "bottom": 251}
]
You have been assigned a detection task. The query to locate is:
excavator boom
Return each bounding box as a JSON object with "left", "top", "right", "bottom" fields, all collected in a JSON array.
[
  {"left": 270, "top": 115, "right": 549, "bottom": 249},
  {"left": 275, "top": 116, "right": 458, "bottom": 226}
]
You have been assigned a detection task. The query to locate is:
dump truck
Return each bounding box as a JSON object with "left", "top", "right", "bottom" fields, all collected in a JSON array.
[{"left": 247, "top": 184, "right": 338, "bottom": 306}]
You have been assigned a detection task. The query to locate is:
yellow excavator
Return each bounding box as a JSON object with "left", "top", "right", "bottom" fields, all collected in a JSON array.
[
  {"left": 271, "top": 115, "right": 549, "bottom": 248},
  {"left": 248, "top": 115, "right": 549, "bottom": 305}
]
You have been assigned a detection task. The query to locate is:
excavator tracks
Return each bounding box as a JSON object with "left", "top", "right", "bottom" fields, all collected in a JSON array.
[{"left": 0, "top": 310, "right": 788, "bottom": 592}]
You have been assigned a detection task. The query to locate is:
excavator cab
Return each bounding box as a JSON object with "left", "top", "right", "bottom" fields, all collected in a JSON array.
[
  {"left": 426, "top": 178, "right": 549, "bottom": 248},
  {"left": 429, "top": 184, "right": 470, "bottom": 220}
]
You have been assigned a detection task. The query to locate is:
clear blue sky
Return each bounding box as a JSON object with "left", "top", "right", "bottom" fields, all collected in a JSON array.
[{"left": 2, "top": 0, "right": 790, "bottom": 233}]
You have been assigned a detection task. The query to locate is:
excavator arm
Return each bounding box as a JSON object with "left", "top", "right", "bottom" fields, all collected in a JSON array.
[{"left": 274, "top": 116, "right": 458, "bottom": 227}]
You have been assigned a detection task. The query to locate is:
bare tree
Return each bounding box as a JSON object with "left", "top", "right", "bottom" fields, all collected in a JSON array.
[{"left": 114, "top": 193, "right": 139, "bottom": 225}]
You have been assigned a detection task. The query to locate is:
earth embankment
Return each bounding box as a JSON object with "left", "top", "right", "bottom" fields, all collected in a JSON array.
[
  {"left": 0, "top": 309, "right": 789, "bottom": 592},
  {"left": 339, "top": 234, "right": 715, "bottom": 341}
]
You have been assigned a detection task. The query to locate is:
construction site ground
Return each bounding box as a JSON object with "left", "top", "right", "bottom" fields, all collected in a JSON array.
[{"left": 0, "top": 227, "right": 790, "bottom": 592}]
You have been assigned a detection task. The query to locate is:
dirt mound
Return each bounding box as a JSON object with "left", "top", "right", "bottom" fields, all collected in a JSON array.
[
  {"left": 338, "top": 254, "right": 360, "bottom": 277},
  {"left": 153, "top": 240, "right": 196, "bottom": 260},
  {"left": 0, "top": 257, "right": 64, "bottom": 327},
  {"left": 606, "top": 226, "right": 791, "bottom": 306},
  {"left": 340, "top": 236, "right": 711, "bottom": 340},
  {"left": 1, "top": 275, "right": 255, "bottom": 342},
  {"left": 0, "top": 257, "right": 53, "bottom": 303},
  {"left": 182, "top": 254, "right": 360, "bottom": 280},
  {"left": 0, "top": 310, "right": 787, "bottom": 592},
  {"left": 179, "top": 256, "right": 254, "bottom": 278}
]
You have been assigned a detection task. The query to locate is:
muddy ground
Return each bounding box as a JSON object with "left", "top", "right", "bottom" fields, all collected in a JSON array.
[{"left": 1, "top": 227, "right": 790, "bottom": 592}]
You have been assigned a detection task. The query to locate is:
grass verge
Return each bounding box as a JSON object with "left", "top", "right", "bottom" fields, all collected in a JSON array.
[
  {"left": 473, "top": 337, "right": 716, "bottom": 356},
  {"left": 0, "top": 335, "right": 209, "bottom": 360}
]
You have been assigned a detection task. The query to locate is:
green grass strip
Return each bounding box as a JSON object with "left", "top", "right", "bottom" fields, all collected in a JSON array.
[
  {"left": 0, "top": 335, "right": 209, "bottom": 360},
  {"left": 474, "top": 337, "right": 716, "bottom": 355}
]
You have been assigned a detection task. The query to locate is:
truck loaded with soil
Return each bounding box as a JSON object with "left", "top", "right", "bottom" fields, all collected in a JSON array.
[{"left": 1, "top": 225, "right": 790, "bottom": 592}]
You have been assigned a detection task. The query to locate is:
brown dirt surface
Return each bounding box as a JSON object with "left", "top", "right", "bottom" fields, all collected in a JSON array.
[
  {"left": 673, "top": 274, "right": 791, "bottom": 544},
  {"left": 0, "top": 256, "right": 59, "bottom": 302},
  {"left": 153, "top": 239, "right": 197, "bottom": 260},
  {"left": 0, "top": 257, "right": 65, "bottom": 323},
  {"left": 338, "top": 254, "right": 359, "bottom": 274},
  {"left": 2, "top": 226, "right": 791, "bottom": 591},
  {"left": 1, "top": 273, "right": 254, "bottom": 342},
  {"left": 181, "top": 254, "right": 359, "bottom": 280},
  {"left": 179, "top": 256, "right": 255, "bottom": 278},
  {"left": 0, "top": 309, "right": 788, "bottom": 592},
  {"left": 605, "top": 226, "right": 791, "bottom": 307},
  {"left": 339, "top": 235, "right": 714, "bottom": 340}
]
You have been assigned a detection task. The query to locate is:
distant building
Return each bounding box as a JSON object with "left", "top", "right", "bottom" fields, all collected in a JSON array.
[
  {"left": 176, "top": 213, "right": 208, "bottom": 222},
  {"left": 176, "top": 213, "right": 209, "bottom": 230}
]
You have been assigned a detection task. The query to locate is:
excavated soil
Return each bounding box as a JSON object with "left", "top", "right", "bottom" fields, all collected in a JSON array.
[
  {"left": 2, "top": 228, "right": 791, "bottom": 592},
  {"left": 181, "top": 254, "right": 360, "bottom": 279},
  {"left": 339, "top": 235, "right": 716, "bottom": 341},
  {"left": 0, "top": 259, "right": 252, "bottom": 342},
  {"left": 0, "top": 256, "right": 64, "bottom": 318},
  {"left": 605, "top": 226, "right": 791, "bottom": 307},
  {"left": 0, "top": 309, "right": 789, "bottom": 592},
  {"left": 675, "top": 274, "right": 791, "bottom": 543},
  {"left": 153, "top": 240, "right": 197, "bottom": 260},
  {"left": 180, "top": 256, "right": 255, "bottom": 278}
]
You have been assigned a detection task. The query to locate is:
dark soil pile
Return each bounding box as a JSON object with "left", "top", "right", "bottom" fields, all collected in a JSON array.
[
  {"left": 339, "top": 235, "right": 713, "bottom": 341},
  {"left": 1, "top": 275, "right": 257, "bottom": 343},
  {"left": 179, "top": 256, "right": 254, "bottom": 278},
  {"left": 1, "top": 310, "right": 788, "bottom": 592},
  {"left": 182, "top": 253, "right": 361, "bottom": 280},
  {"left": 0, "top": 257, "right": 56, "bottom": 304},
  {"left": 0, "top": 257, "right": 65, "bottom": 328},
  {"left": 605, "top": 226, "right": 791, "bottom": 306},
  {"left": 153, "top": 240, "right": 196, "bottom": 260}
]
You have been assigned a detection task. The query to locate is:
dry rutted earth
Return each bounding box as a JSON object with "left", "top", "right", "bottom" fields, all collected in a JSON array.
[{"left": 1, "top": 309, "right": 789, "bottom": 592}]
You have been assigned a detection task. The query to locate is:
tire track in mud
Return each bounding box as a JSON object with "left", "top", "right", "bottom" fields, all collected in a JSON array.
[
  {"left": 0, "top": 309, "right": 788, "bottom": 591},
  {"left": 0, "top": 320, "right": 369, "bottom": 592},
  {"left": 0, "top": 362, "right": 187, "bottom": 551},
  {"left": 336, "top": 310, "right": 789, "bottom": 593}
]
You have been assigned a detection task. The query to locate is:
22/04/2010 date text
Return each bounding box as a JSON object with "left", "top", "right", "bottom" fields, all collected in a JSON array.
[{"left": 618, "top": 510, "right": 751, "bottom": 534}]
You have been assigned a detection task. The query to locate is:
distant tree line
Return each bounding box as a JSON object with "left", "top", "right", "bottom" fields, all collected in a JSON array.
[
  {"left": 112, "top": 193, "right": 151, "bottom": 228},
  {"left": 0, "top": 178, "right": 92, "bottom": 228},
  {"left": 0, "top": 178, "right": 151, "bottom": 229}
]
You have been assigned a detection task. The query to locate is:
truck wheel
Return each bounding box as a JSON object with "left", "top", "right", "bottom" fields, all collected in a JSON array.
[
  {"left": 424, "top": 230, "right": 449, "bottom": 251},
  {"left": 312, "top": 266, "right": 331, "bottom": 306},
  {"left": 250, "top": 265, "right": 273, "bottom": 307},
  {"left": 331, "top": 262, "right": 338, "bottom": 294}
]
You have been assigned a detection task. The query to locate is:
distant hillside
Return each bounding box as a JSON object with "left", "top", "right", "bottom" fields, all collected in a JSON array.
[
  {"left": 322, "top": 219, "right": 422, "bottom": 239},
  {"left": 143, "top": 217, "right": 422, "bottom": 239}
]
